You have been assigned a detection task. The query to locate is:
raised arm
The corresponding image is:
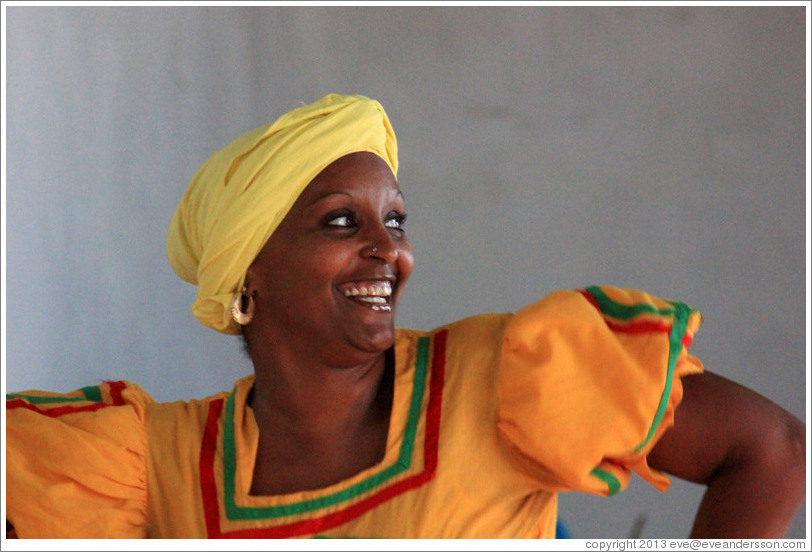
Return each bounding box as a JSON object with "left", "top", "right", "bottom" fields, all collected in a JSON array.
[{"left": 647, "top": 370, "right": 806, "bottom": 538}]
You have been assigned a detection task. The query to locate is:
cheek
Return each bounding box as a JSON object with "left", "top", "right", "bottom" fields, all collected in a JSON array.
[
  {"left": 396, "top": 244, "right": 415, "bottom": 288},
  {"left": 252, "top": 249, "right": 333, "bottom": 300},
  {"left": 304, "top": 244, "right": 357, "bottom": 289}
]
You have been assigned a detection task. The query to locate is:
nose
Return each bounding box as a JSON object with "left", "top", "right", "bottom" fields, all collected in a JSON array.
[{"left": 362, "top": 225, "right": 400, "bottom": 264}]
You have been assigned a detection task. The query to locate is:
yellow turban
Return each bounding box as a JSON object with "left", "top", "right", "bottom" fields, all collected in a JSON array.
[{"left": 166, "top": 94, "right": 398, "bottom": 335}]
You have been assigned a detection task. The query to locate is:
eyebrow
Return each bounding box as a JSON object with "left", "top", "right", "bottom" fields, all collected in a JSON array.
[
  {"left": 308, "top": 189, "right": 405, "bottom": 207},
  {"left": 308, "top": 191, "right": 352, "bottom": 206}
]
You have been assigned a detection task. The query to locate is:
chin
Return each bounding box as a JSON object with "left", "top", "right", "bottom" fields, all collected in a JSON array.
[{"left": 351, "top": 324, "right": 397, "bottom": 355}]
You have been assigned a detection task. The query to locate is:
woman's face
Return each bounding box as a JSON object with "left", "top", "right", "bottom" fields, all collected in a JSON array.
[{"left": 244, "top": 151, "right": 414, "bottom": 363}]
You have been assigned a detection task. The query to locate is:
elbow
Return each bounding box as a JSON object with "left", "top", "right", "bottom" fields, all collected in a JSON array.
[
  {"left": 781, "top": 413, "right": 806, "bottom": 498},
  {"left": 755, "top": 411, "right": 806, "bottom": 507}
]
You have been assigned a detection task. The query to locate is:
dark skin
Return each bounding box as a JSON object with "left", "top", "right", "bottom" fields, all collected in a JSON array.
[
  {"left": 234, "top": 151, "right": 808, "bottom": 535},
  {"left": 242, "top": 152, "right": 413, "bottom": 495},
  {"left": 648, "top": 372, "right": 806, "bottom": 537}
]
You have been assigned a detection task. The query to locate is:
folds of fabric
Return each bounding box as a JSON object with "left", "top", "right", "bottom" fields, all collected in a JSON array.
[
  {"left": 497, "top": 286, "right": 703, "bottom": 495},
  {"left": 5, "top": 381, "right": 154, "bottom": 538}
]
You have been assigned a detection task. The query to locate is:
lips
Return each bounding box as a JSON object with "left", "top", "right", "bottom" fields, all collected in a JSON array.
[{"left": 337, "top": 280, "right": 394, "bottom": 312}]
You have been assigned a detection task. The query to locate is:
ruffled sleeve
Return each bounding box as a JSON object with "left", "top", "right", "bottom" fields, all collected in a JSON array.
[
  {"left": 497, "top": 286, "right": 703, "bottom": 496},
  {"left": 5, "top": 380, "right": 154, "bottom": 538}
]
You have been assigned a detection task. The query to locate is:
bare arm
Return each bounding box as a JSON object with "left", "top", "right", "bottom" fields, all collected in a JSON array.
[{"left": 647, "top": 371, "right": 806, "bottom": 538}]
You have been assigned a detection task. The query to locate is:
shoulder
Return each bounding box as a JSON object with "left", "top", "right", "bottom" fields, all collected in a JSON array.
[
  {"left": 147, "top": 377, "right": 244, "bottom": 432},
  {"left": 6, "top": 379, "right": 156, "bottom": 455},
  {"left": 5, "top": 380, "right": 156, "bottom": 538},
  {"left": 6, "top": 379, "right": 154, "bottom": 421},
  {"left": 398, "top": 312, "right": 514, "bottom": 355},
  {"left": 497, "top": 285, "right": 704, "bottom": 494}
]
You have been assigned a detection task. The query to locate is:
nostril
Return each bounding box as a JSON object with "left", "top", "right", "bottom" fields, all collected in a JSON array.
[{"left": 365, "top": 242, "right": 397, "bottom": 263}]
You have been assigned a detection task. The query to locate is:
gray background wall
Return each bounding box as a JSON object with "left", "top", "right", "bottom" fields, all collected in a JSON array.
[{"left": 4, "top": 5, "right": 807, "bottom": 539}]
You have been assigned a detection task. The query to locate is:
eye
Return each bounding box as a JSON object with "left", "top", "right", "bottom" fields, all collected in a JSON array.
[
  {"left": 385, "top": 213, "right": 407, "bottom": 233},
  {"left": 325, "top": 212, "right": 356, "bottom": 228}
]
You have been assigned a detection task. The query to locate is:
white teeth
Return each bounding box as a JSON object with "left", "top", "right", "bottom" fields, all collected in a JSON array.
[
  {"left": 342, "top": 282, "right": 392, "bottom": 298},
  {"left": 358, "top": 296, "right": 387, "bottom": 304}
]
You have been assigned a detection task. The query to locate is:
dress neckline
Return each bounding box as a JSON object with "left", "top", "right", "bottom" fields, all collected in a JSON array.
[
  {"left": 227, "top": 329, "right": 427, "bottom": 506},
  {"left": 195, "top": 328, "right": 448, "bottom": 537}
]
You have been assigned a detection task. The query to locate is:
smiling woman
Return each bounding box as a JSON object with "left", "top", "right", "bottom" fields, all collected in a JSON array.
[
  {"left": 242, "top": 151, "right": 412, "bottom": 496},
  {"left": 243, "top": 152, "right": 413, "bottom": 364},
  {"left": 4, "top": 94, "right": 805, "bottom": 539}
]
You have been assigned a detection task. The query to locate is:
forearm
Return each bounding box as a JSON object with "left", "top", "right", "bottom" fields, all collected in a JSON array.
[
  {"left": 689, "top": 415, "right": 806, "bottom": 538},
  {"left": 648, "top": 371, "right": 807, "bottom": 538}
]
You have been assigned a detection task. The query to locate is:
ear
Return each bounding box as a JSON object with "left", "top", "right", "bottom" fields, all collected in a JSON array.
[
  {"left": 242, "top": 263, "right": 257, "bottom": 295},
  {"left": 242, "top": 275, "right": 256, "bottom": 296}
]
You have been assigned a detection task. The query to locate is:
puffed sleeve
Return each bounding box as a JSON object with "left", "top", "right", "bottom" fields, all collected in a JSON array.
[
  {"left": 497, "top": 286, "right": 703, "bottom": 496},
  {"left": 5, "top": 380, "right": 154, "bottom": 538}
]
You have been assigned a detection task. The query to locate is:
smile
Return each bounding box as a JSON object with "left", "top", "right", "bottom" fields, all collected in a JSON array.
[{"left": 339, "top": 281, "right": 393, "bottom": 312}]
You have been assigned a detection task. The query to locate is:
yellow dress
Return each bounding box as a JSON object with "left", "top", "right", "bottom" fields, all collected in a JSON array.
[{"left": 5, "top": 286, "right": 703, "bottom": 538}]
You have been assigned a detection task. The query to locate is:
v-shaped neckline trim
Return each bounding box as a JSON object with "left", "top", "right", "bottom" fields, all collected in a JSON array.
[{"left": 197, "top": 329, "right": 448, "bottom": 538}]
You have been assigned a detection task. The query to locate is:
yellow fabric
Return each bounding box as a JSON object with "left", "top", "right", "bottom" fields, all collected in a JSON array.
[
  {"left": 5, "top": 383, "right": 154, "bottom": 538},
  {"left": 498, "top": 288, "right": 703, "bottom": 495},
  {"left": 5, "top": 287, "right": 703, "bottom": 538},
  {"left": 165, "top": 94, "right": 398, "bottom": 334}
]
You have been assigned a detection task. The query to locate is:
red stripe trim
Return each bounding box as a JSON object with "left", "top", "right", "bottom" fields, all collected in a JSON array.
[
  {"left": 578, "top": 288, "right": 600, "bottom": 310},
  {"left": 200, "top": 330, "right": 448, "bottom": 538},
  {"left": 602, "top": 313, "right": 694, "bottom": 349},
  {"left": 604, "top": 318, "right": 672, "bottom": 335},
  {"left": 579, "top": 288, "right": 696, "bottom": 348},
  {"left": 200, "top": 398, "right": 225, "bottom": 536},
  {"left": 579, "top": 288, "right": 683, "bottom": 339},
  {"left": 107, "top": 380, "right": 126, "bottom": 405},
  {"left": 682, "top": 334, "right": 693, "bottom": 349},
  {"left": 5, "top": 399, "right": 113, "bottom": 417},
  {"left": 422, "top": 329, "right": 446, "bottom": 477},
  {"left": 5, "top": 381, "right": 128, "bottom": 417}
]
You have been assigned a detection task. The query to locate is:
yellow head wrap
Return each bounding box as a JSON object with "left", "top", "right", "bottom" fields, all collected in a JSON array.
[{"left": 166, "top": 94, "right": 398, "bottom": 335}]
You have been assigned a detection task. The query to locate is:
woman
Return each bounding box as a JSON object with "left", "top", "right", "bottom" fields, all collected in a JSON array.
[{"left": 5, "top": 94, "right": 805, "bottom": 538}]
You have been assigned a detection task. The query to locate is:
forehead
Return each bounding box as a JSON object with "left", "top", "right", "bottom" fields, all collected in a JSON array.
[{"left": 299, "top": 151, "right": 401, "bottom": 204}]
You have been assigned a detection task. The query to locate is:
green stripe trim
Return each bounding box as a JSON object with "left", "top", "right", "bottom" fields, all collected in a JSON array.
[
  {"left": 633, "top": 301, "right": 691, "bottom": 453},
  {"left": 80, "top": 385, "right": 104, "bottom": 402},
  {"left": 582, "top": 286, "right": 698, "bottom": 453},
  {"left": 222, "top": 336, "right": 431, "bottom": 520},
  {"left": 7, "top": 385, "right": 105, "bottom": 404},
  {"left": 6, "top": 394, "right": 87, "bottom": 404},
  {"left": 590, "top": 468, "right": 622, "bottom": 496},
  {"left": 584, "top": 286, "right": 676, "bottom": 319}
]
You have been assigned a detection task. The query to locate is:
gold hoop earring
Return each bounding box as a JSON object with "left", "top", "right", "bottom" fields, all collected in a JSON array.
[{"left": 230, "top": 288, "right": 255, "bottom": 326}]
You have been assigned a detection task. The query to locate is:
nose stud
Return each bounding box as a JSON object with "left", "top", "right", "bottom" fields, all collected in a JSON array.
[{"left": 371, "top": 247, "right": 378, "bottom": 253}]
